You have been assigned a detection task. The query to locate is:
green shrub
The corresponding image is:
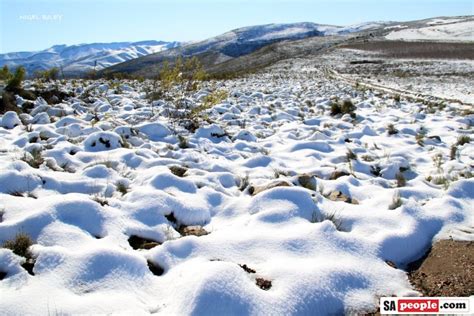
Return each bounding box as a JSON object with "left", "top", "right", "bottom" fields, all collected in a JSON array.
[
  {"left": 330, "top": 99, "right": 356, "bottom": 118},
  {"left": 35, "top": 67, "right": 60, "bottom": 81},
  {"left": 330, "top": 102, "right": 341, "bottom": 116},
  {"left": 0, "top": 65, "right": 12, "bottom": 81},
  {"left": 456, "top": 135, "right": 470, "bottom": 146},
  {"left": 6, "top": 66, "right": 26, "bottom": 91},
  {"left": 341, "top": 99, "right": 356, "bottom": 115}
]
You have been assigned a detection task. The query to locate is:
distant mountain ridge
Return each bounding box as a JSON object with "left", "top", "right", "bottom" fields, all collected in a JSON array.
[
  {"left": 3, "top": 16, "right": 470, "bottom": 79},
  {"left": 0, "top": 40, "right": 180, "bottom": 77},
  {"left": 102, "top": 21, "right": 389, "bottom": 77}
]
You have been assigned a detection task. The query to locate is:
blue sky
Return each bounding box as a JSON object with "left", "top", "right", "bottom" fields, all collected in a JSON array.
[{"left": 0, "top": 0, "right": 472, "bottom": 53}]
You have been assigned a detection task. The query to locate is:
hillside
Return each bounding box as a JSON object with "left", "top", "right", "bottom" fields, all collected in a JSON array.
[{"left": 0, "top": 41, "right": 180, "bottom": 77}]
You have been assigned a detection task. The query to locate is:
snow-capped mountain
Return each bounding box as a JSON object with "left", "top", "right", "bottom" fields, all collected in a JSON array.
[
  {"left": 183, "top": 22, "right": 339, "bottom": 57},
  {"left": 104, "top": 22, "right": 350, "bottom": 76},
  {"left": 0, "top": 40, "right": 180, "bottom": 76}
]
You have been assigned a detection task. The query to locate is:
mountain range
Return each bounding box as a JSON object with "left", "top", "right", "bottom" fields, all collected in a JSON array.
[
  {"left": 0, "top": 41, "right": 180, "bottom": 77},
  {"left": 1, "top": 16, "right": 471, "bottom": 78}
]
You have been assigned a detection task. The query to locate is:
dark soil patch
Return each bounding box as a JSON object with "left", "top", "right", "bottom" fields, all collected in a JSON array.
[
  {"left": 147, "top": 260, "right": 164, "bottom": 276},
  {"left": 256, "top": 277, "right": 272, "bottom": 290},
  {"left": 239, "top": 264, "right": 256, "bottom": 274},
  {"left": 128, "top": 235, "right": 161, "bottom": 250},
  {"left": 408, "top": 240, "right": 473, "bottom": 296},
  {"left": 340, "top": 41, "right": 474, "bottom": 60}
]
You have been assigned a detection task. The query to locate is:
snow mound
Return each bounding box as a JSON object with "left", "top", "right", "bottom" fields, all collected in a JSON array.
[
  {"left": 194, "top": 124, "right": 228, "bottom": 142},
  {"left": 1, "top": 111, "right": 22, "bottom": 129},
  {"left": 84, "top": 131, "right": 123, "bottom": 151},
  {"left": 137, "top": 122, "right": 171, "bottom": 141}
]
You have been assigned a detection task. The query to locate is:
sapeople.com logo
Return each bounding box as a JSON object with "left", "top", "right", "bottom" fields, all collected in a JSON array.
[{"left": 380, "top": 297, "right": 472, "bottom": 314}]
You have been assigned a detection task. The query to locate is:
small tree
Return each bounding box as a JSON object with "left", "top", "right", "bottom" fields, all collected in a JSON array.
[
  {"left": 0, "top": 65, "right": 12, "bottom": 81},
  {"left": 46, "top": 67, "right": 59, "bottom": 80},
  {"left": 6, "top": 66, "right": 26, "bottom": 91}
]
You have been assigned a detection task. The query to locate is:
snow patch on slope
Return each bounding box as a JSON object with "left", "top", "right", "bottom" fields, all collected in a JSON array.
[{"left": 386, "top": 20, "right": 474, "bottom": 42}]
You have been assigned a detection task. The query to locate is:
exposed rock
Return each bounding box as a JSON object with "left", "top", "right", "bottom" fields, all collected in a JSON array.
[
  {"left": 327, "top": 190, "right": 359, "bottom": 204},
  {"left": 179, "top": 225, "right": 208, "bottom": 237},
  {"left": 169, "top": 165, "right": 188, "bottom": 177},
  {"left": 329, "top": 170, "right": 350, "bottom": 180},
  {"left": 256, "top": 277, "right": 272, "bottom": 290},
  {"left": 249, "top": 180, "right": 292, "bottom": 196},
  {"left": 239, "top": 264, "right": 256, "bottom": 274},
  {"left": 298, "top": 174, "right": 317, "bottom": 191}
]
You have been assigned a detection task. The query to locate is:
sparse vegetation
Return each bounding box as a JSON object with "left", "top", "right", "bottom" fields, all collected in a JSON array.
[
  {"left": 387, "top": 123, "right": 398, "bottom": 135},
  {"left": 330, "top": 99, "right": 356, "bottom": 118},
  {"left": 388, "top": 190, "right": 403, "bottom": 210},
  {"left": 239, "top": 174, "right": 250, "bottom": 192},
  {"left": 92, "top": 195, "right": 109, "bottom": 206},
  {"left": 0, "top": 65, "right": 12, "bottom": 81},
  {"left": 395, "top": 171, "right": 406, "bottom": 187},
  {"left": 6, "top": 66, "right": 26, "bottom": 91},
  {"left": 21, "top": 149, "right": 44, "bottom": 169},
  {"left": 432, "top": 153, "right": 444, "bottom": 173},
  {"left": 2, "top": 232, "right": 33, "bottom": 257},
  {"left": 177, "top": 135, "right": 190, "bottom": 149},
  {"left": 415, "top": 127, "right": 427, "bottom": 146},
  {"left": 450, "top": 144, "right": 458, "bottom": 161},
  {"left": 311, "top": 210, "right": 346, "bottom": 231},
  {"left": 346, "top": 148, "right": 357, "bottom": 161},
  {"left": 35, "top": 67, "right": 60, "bottom": 81},
  {"left": 116, "top": 181, "right": 129, "bottom": 195},
  {"left": 456, "top": 135, "right": 470, "bottom": 146},
  {"left": 432, "top": 176, "right": 449, "bottom": 190}
]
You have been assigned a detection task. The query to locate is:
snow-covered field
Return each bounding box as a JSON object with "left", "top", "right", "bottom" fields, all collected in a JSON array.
[
  {"left": 386, "top": 19, "right": 474, "bottom": 41},
  {"left": 326, "top": 48, "right": 474, "bottom": 104},
  {"left": 0, "top": 61, "right": 473, "bottom": 314}
]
